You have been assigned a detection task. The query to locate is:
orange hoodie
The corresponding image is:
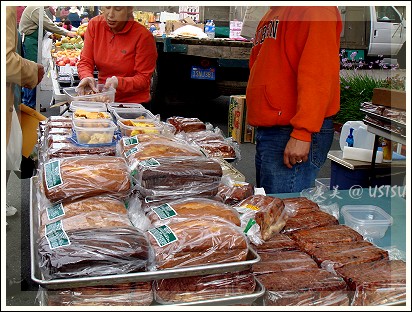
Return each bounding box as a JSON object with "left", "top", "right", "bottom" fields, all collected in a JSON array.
[
  {"left": 78, "top": 15, "right": 158, "bottom": 103},
  {"left": 246, "top": 6, "right": 342, "bottom": 142}
]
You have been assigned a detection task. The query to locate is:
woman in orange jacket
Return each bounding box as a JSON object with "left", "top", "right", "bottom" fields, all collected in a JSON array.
[
  {"left": 246, "top": 6, "right": 342, "bottom": 193},
  {"left": 77, "top": 6, "right": 158, "bottom": 104}
]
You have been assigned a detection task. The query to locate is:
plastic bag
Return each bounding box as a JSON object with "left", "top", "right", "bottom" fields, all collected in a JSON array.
[{"left": 6, "top": 107, "right": 22, "bottom": 171}]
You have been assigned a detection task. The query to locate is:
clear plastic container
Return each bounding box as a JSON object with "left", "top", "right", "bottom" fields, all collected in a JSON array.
[
  {"left": 315, "top": 178, "right": 331, "bottom": 189},
  {"left": 117, "top": 119, "right": 163, "bottom": 136},
  {"left": 107, "top": 102, "right": 144, "bottom": 113},
  {"left": 72, "top": 119, "right": 117, "bottom": 144},
  {"left": 113, "top": 108, "right": 157, "bottom": 122},
  {"left": 69, "top": 101, "right": 108, "bottom": 113},
  {"left": 341, "top": 205, "right": 393, "bottom": 239},
  {"left": 63, "top": 84, "right": 116, "bottom": 103}
]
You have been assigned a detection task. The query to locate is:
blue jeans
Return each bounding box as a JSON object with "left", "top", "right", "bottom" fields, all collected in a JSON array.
[
  {"left": 22, "top": 87, "right": 37, "bottom": 109},
  {"left": 255, "top": 117, "right": 334, "bottom": 194}
]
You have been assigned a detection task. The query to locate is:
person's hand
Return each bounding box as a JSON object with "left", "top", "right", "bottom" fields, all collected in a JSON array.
[
  {"left": 36, "top": 64, "right": 45, "bottom": 85},
  {"left": 76, "top": 77, "right": 98, "bottom": 95},
  {"left": 104, "top": 76, "right": 118, "bottom": 90},
  {"left": 283, "top": 137, "right": 311, "bottom": 169},
  {"left": 66, "top": 31, "right": 77, "bottom": 38}
]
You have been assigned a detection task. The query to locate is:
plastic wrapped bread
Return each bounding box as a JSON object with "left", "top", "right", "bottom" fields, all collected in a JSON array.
[
  {"left": 41, "top": 156, "right": 132, "bottom": 203},
  {"left": 146, "top": 217, "right": 249, "bottom": 270},
  {"left": 37, "top": 226, "right": 150, "bottom": 280}
]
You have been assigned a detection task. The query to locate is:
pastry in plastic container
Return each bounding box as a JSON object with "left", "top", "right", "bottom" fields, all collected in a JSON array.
[
  {"left": 335, "top": 259, "right": 406, "bottom": 306},
  {"left": 144, "top": 197, "right": 241, "bottom": 226},
  {"left": 146, "top": 217, "right": 249, "bottom": 270},
  {"left": 257, "top": 268, "right": 349, "bottom": 306},
  {"left": 154, "top": 270, "right": 256, "bottom": 304},
  {"left": 37, "top": 226, "right": 150, "bottom": 280},
  {"left": 134, "top": 156, "right": 222, "bottom": 200},
  {"left": 40, "top": 281, "right": 153, "bottom": 306},
  {"left": 41, "top": 155, "right": 132, "bottom": 203}
]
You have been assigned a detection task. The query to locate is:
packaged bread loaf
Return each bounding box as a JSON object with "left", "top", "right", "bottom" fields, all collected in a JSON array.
[
  {"left": 37, "top": 226, "right": 150, "bottom": 280},
  {"left": 41, "top": 282, "right": 153, "bottom": 306},
  {"left": 41, "top": 156, "right": 131, "bottom": 203},
  {"left": 281, "top": 209, "right": 339, "bottom": 235},
  {"left": 154, "top": 270, "right": 256, "bottom": 304},
  {"left": 335, "top": 259, "right": 406, "bottom": 306},
  {"left": 166, "top": 116, "right": 206, "bottom": 133},
  {"left": 45, "top": 141, "right": 116, "bottom": 160},
  {"left": 144, "top": 197, "right": 241, "bottom": 226},
  {"left": 251, "top": 233, "right": 298, "bottom": 253},
  {"left": 134, "top": 156, "right": 222, "bottom": 200},
  {"left": 146, "top": 217, "right": 249, "bottom": 270},
  {"left": 234, "top": 195, "right": 287, "bottom": 242}
]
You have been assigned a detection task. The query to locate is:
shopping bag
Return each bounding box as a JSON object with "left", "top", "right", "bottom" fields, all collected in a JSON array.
[{"left": 6, "top": 107, "right": 23, "bottom": 171}]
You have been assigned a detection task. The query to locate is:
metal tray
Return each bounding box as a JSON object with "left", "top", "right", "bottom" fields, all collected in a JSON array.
[
  {"left": 153, "top": 276, "right": 265, "bottom": 306},
  {"left": 30, "top": 177, "right": 260, "bottom": 290},
  {"left": 360, "top": 107, "right": 406, "bottom": 127}
]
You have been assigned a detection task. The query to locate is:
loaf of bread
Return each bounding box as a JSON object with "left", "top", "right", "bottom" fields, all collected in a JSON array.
[
  {"left": 257, "top": 268, "right": 348, "bottom": 306},
  {"left": 38, "top": 226, "right": 150, "bottom": 280},
  {"left": 289, "top": 224, "right": 364, "bottom": 253},
  {"left": 42, "top": 156, "right": 131, "bottom": 202},
  {"left": 43, "top": 282, "right": 153, "bottom": 306},
  {"left": 147, "top": 218, "right": 249, "bottom": 270},
  {"left": 281, "top": 210, "right": 339, "bottom": 235},
  {"left": 306, "top": 240, "right": 389, "bottom": 270},
  {"left": 216, "top": 181, "right": 254, "bottom": 206},
  {"left": 335, "top": 259, "right": 406, "bottom": 306},
  {"left": 253, "top": 250, "right": 318, "bottom": 275},
  {"left": 118, "top": 133, "right": 181, "bottom": 156},
  {"left": 281, "top": 197, "right": 320, "bottom": 215},
  {"left": 40, "top": 196, "right": 127, "bottom": 227},
  {"left": 45, "top": 142, "right": 116, "bottom": 160},
  {"left": 154, "top": 270, "right": 256, "bottom": 303},
  {"left": 167, "top": 116, "right": 206, "bottom": 133},
  {"left": 234, "top": 195, "right": 286, "bottom": 241},
  {"left": 251, "top": 233, "right": 298, "bottom": 253},
  {"left": 135, "top": 156, "right": 222, "bottom": 200},
  {"left": 145, "top": 197, "right": 241, "bottom": 226}
]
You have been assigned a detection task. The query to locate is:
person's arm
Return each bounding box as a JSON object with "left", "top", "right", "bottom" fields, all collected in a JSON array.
[
  {"left": 31, "top": 7, "right": 75, "bottom": 37},
  {"left": 6, "top": 7, "right": 39, "bottom": 89},
  {"left": 115, "top": 31, "right": 158, "bottom": 95}
]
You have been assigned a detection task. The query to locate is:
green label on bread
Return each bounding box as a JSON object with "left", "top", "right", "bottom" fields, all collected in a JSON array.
[
  {"left": 152, "top": 203, "right": 177, "bottom": 220},
  {"left": 148, "top": 224, "right": 178, "bottom": 247},
  {"left": 46, "top": 228, "right": 71, "bottom": 249},
  {"left": 139, "top": 158, "right": 160, "bottom": 167},
  {"left": 44, "top": 159, "right": 63, "bottom": 189},
  {"left": 46, "top": 203, "right": 65, "bottom": 221},
  {"left": 123, "top": 136, "right": 139, "bottom": 146}
]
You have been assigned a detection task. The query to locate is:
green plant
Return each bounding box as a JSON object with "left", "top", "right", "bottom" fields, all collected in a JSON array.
[{"left": 335, "top": 50, "right": 405, "bottom": 125}]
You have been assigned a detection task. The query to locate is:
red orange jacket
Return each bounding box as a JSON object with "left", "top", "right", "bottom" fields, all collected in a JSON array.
[
  {"left": 78, "top": 15, "right": 158, "bottom": 103},
  {"left": 246, "top": 6, "right": 342, "bottom": 142}
]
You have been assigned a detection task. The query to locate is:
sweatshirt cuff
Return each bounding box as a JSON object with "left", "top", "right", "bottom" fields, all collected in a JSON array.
[{"left": 291, "top": 128, "right": 312, "bottom": 142}]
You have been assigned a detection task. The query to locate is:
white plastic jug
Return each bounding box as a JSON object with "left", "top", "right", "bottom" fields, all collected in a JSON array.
[{"left": 339, "top": 121, "right": 375, "bottom": 151}]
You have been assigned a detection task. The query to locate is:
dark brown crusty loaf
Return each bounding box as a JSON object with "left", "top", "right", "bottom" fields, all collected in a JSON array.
[
  {"left": 281, "top": 210, "right": 339, "bottom": 235},
  {"left": 42, "top": 156, "right": 131, "bottom": 203},
  {"left": 257, "top": 268, "right": 348, "bottom": 306},
  {"left": 289, "top": 224, "right": 364, "bottom": 252},
  {"left": 145, "top": 197, "right": 241, "bottom": 226},
  {"left": 136, "top": 156, "right": 222, "bottom": 199},
  {"left": 147, "top": 218, "right": 249, "bottom": 270},
  {"left": 45, "top": 142, "right": 116, "bottom": 160},
  {"left": 167, "top": 116, "right": 206, "bottom": 133},
  {"left": 282, "top": 197, "right": 320, "bottom": 214},
  {"left": 154, "top": 270, "right": 256, "bottom": 303},
  {"left": 217, "top": 181, "right": 254, "bottom": 206},
  {"left": 45, "top": 282, "right": 153, "bottom": 306},
  {"left": 335, "top": 259, "right": 406, "bottom": 306},
  {"left": 38, "top": 226, "right": 149, "bottom": 280},
  {"left": 306, "top": 240, "right": 389, "bottom": 269},
  {"left": 251, "top": 233, "right": 299, "bottom": 253},
  {"left": 40, "top": 196, "right": 127, "bottom": 227},
  {"left": 235, "top": 195, "right": 286, "bottom": 241},
  {"left": 253, "top": 250, "right": 318, "bottom": 275}
]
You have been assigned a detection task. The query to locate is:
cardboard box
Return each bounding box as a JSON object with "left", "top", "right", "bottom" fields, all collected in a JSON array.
[
  {"left": 228, "top": 95, "right": 256, "bottom": 144},
  {"left": 372, "top": 88, "right": 406, "bottom": 110},
  {"left": 165, "top": 19, "right": 204, "bottom": 35}
]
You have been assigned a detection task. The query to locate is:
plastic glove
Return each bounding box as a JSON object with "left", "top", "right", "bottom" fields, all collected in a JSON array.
[
  {"left": 76, "top": 77, "right": 98, "bottom": 95},
  {"left": 104, "top": 76, "right": 118, "bottom": 90},
  {"left": 66, "top": 31, "right": 77, "bottom": 38}
]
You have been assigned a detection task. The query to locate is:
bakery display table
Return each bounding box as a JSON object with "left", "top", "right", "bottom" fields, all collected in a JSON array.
[{"left": 327, "top": 150, "right": 406, "bottom": 190}]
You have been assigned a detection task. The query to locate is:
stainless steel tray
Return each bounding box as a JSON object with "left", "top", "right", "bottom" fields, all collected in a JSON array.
[
  {"left": 30, "top": 176, "right": 260, "bottom": 290},
  {"left": 153, "top": 277, "right": 265, "bottom": 306}
]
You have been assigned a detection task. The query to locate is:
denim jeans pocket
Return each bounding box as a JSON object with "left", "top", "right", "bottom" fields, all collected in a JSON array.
[{"left": 310, "top": 119, "right": 334, "bottom": 168}]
